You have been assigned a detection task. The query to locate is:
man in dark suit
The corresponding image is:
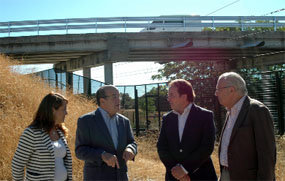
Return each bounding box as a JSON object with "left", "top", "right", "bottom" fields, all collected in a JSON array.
[
  {"left": 215, "top": 72, "right": 276, "bottom": 180},
  {"left": 157, "top": 79, "right": 217, "bottom": 181},
  {"left": 75, "top": 85, "right": 137, "bottom": 180}
]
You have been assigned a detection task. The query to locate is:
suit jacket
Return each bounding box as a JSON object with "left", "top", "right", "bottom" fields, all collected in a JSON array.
[
  {"left": 75, "top": 108, "right": 137, "bottom": 181},
  {"left": 12, "top": 127, "right": 72, "bottom": 181},
  {"left": 157, "top": 104, "right": 217, "bottom": 181},
  {"left": 218, "top": 96, "right": 276, "bottom": 180}
]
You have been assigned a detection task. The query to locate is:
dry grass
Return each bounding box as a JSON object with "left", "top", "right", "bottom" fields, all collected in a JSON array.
[
  {"left": 0, "top": 55, "right": 95, "bottom": 180},
  {"left": 0, "top": 55, "right": 284, "bottom": 180}
]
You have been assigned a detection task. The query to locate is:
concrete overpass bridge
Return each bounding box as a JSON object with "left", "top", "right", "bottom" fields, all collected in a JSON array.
[{"left": 0, "top": 16, "right": 285, "bottom": 88}]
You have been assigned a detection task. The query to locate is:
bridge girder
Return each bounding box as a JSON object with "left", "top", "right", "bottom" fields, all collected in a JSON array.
[{"left": 0, "top": 31, "right": 284, "bottom": 83}]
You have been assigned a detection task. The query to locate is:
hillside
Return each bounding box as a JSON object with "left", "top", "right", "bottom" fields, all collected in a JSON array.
[{"left": 0, "top": 55, "right": 96, "bottom": 180}]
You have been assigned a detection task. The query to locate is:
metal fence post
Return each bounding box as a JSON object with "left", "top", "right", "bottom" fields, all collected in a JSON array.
[
  {"left": 212, "top": 16, "right": 215, "bottom": 30},
  {"left": 275, "top": 71, "right": 284, "bottom": 135},
  {"left": 122, "top": 86, "right": 126, "bottom": 109},
  {"left": 124, "top": 18, "right": 127, "bottom": 33},
  {"left": 67, "top": 72, "right": 73, "bottom": 93},
  {"left": 8, "top": 22, "right": 10, "bottom": 37},
  {"left": 37, "top": 20, "right": 40, "bottom": 35},
  {"left": 145, "top": 84, "right": 149, "bottom": 130},
  {"left": 95, "top": 18, "right": 98, "bottom": 33},
  {"left": 48, "top": 69, "right": 51, "bottom": 86},
  {"left": 157, "top": 83, "right": 161, "bottom": 129},
  {"left": 241, "top": 17, "right": 244, "bottom": 31},
  {"left": 273, "top": 16, "right": 277, "bottom": 31},
  {"left": 66, "top": 19, "right": 69, "bottom": 34},
  {"left": 88, "top": 77, "right": 91, "bottom": 96},
  {"left": 134, "top": 86, "right": 140, "bottom": 136},
  {"left": 183, "top": 16, "right": 186, "bottom": 32},
  {"left": 55, "top": 72, "right": 58, "bottom": 89}
]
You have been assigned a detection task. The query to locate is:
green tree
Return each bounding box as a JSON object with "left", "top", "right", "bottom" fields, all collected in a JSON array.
[
  {"left": 138, "top": 85, "right": 168, "bottom": 112},
  {"left": 269, "top": 64, "right": 285, "bottom": 71},
  {"left": 152, "top": 61, "right": 224, "bottom": 81},
  {"left": 203, "top": 20, "right": 285, "bottom": 32},
  {"left": 120, "top": 93, "right": 134, "bottom": 109}
]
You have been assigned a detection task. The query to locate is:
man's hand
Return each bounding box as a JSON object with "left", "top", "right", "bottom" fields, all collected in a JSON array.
[
  {"left": 171, "top": 165, "right": 187, "bottom": 180},
  {"left": 101, "top": 152, "right": 120, "bottom": 169},
  {"left": 122, "top": 148, "right": 135, "bottom": 162},
  {"left": 179, "top": 174, "right": 190, "bottom": 181}
]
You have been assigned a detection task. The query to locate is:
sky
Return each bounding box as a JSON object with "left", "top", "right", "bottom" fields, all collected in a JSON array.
[{"left": 1, "top": 0, "right": 285, "bottom": 85}]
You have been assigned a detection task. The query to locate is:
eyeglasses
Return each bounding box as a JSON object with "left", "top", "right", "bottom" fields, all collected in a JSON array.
[{"left": 215, "top": 86, "right": 232, "bottom": 91}]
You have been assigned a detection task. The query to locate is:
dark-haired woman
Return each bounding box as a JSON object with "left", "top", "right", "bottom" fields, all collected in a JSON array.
[{"left": 12, "top": 92, "right": 72, "bottom": 181}]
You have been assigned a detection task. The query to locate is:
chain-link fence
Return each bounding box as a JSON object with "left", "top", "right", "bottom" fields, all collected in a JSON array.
[{"left": 35, "top": 68, "right": 285, "bottom": 136}]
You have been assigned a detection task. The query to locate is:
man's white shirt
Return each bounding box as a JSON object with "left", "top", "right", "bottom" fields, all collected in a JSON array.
[
  {"left": 173, "top": 103, "right": 193, "bottom": 175},
  {"left": 220, "top": 96, "right": 246, "bottom": 167},
  {"left": 173, "top": 103, "right": 193, "bottom": 142}
]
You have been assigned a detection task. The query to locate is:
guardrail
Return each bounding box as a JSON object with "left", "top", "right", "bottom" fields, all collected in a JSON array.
[{"left": 0, "top": 16, "right": 285, "bottom": 37}]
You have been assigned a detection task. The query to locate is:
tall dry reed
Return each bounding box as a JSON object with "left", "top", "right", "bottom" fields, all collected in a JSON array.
[{"left": 0, "top": 55, "right": 284, "bottom": 180}]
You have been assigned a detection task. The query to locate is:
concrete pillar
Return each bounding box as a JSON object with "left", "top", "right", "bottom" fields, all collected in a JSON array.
[
  {"left": 66, "top": 71, "right": 73, "bottom": 93},
  {"left": 83, "top": 67, "right": 91, "bottom": 95},
  {"left": 54, "top": 62, "right": 73, "bottom": 92},
  {"left": 104, "top": 62, "right": 113, "bottom": 85}
]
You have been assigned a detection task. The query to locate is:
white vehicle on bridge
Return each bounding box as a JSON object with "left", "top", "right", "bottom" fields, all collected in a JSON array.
[{"left": 141, "top": 15, "right": 202, "bottom": 32}]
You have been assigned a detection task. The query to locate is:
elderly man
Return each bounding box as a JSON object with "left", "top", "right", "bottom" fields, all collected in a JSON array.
[
  {"left": 215, "top": 72, "right": 276, "bottom": 180},
  {"left": 75, "top": 85, "right": 137, "bottom": 180},
  {"left": 157, "top": 79, "right": 217, "bottom": 181}
]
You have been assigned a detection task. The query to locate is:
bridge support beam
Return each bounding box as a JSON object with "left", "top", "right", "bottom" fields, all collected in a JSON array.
[
  {"left": 53, "top": 64, "right": 74, "bottom": 92},
  {"left": 83, "top": 67, "right": 91, "bottom": 95},
  {"left": 54, "top": 51, "right": 116, "bottom": 87},
  {"left": 66, "top": 71, "right": 73, "bottom": 93},
  {"left": 104, "top": 62, "right": 113, "bottom": 85}
]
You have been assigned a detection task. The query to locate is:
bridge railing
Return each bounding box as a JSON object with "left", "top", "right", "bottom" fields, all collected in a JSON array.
[{"left": 0, "top": 16, "right": 285, "bottom": 37}]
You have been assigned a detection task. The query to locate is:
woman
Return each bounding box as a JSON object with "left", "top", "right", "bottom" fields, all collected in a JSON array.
[{"left": 12, "top": 92, "right": 72, "bottom": 181}]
